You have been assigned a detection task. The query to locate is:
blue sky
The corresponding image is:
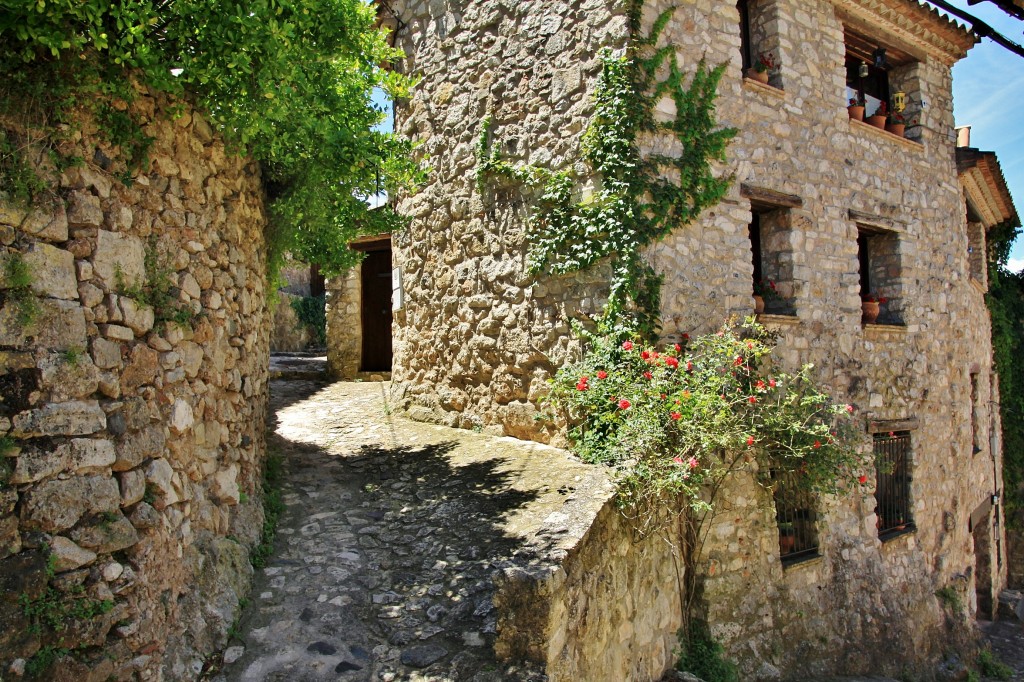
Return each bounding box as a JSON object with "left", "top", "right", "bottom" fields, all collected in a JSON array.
[{"left": 941, "top": 0, "right": 1024, "bottom": 272}]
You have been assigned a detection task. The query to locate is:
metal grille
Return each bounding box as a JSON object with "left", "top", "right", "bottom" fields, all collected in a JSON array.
[
  {"left": 772, "top": 469, "right": 819, "bottom": 563},
  {"left": 874, "top": 432, "right": 913, "bottom": 537}
]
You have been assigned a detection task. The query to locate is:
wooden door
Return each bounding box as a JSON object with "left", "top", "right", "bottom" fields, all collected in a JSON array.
[{"left": 360, "top": 248, "right": 393, "bottom": 371}]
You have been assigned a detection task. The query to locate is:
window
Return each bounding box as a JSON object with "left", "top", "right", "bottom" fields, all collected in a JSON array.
[
  {"left": 874, "top": 432, "right": 914, "bottom": 538},
  {"left": 772, "top": 469, "right": 819, "bottom": 564},
  {"left": 737, "top": 0, "right": 781, "bottom": 88},
  {"left": 857, "top": 226, "right": 902, "bottom": 325},
  {"left": 966, "top": 203, "right": 987, "bottom": 287},
  {"left": 844, "top": 26, "right": 922, "bottom": 137},
  {"left": 970, "top": 372, "right": 983, "bottom": 456},
  {"left": 744, "top": 187, "right": 803, "bottom": 316}
]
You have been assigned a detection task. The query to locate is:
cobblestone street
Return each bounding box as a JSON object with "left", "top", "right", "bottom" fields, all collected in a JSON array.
[{"left": 209, "top": 374, "right": 608, "bottom": 682}]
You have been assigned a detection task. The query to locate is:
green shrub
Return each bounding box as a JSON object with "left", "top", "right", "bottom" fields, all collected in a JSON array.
[
  {"left": 977, "top": 649, "right": 1013, "bottom": 680},
  {"left": 290, "top": 293, "right": 327, "bottom": 347},
  {"left": 676, "top": 622, "right": 739, "bottom": 682}
]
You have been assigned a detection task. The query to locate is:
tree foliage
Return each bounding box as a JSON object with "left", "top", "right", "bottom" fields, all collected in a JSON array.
[
  {"left": 0, "top": 0, "right": 421, "bottom": 277},
  {"left": 986, "top": 218, "right": 1024, "bottom": 524}
]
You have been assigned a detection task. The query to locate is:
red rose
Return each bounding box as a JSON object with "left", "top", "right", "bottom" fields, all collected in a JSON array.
[
  {"left": 641, "top": 350, "right": 650, "bottom": 360},
  {"left": 748, "top": 396, "right": 757, "bottom": 404},
  {"left": 671, "top": 411, "right": 682, "bottom": 420},
  {"left": 665, "top": 357, "right": 679, "bottom": 369},
  {"left": 734, "top": 356, "right": 744, "bottom": 366},
  {"left": 596, "top": 370, "right": 608, "bottom": 380},
  {"left": 674, "top": 343, "right": 682, "bottom": 352},
  {"left": 746, "top": 435, "right": 755, "bottom": 446},
  {"left": 858, "top": 475, "right": 868, "bottom": 485},
  {"left": 846, "top": 404, "right": 855, "bottom": 414},
  {"left": 622, "top": 341, "right": 634, "bottom": 351},
  {"left": 813, "top": 440, "right": 821, "bottom": 449},
  {"left": 618, "top": 399, "right": 631, "bottom": 410},
  {"left": 643, "top": 371, "right": 653, "bottom": 380}
]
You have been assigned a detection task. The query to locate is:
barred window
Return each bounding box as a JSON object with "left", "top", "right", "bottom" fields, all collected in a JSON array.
[
  {"left": 874, "top": 432, "right": 914, "bottom": 537},
  {"left": 772, "top": 469, "right": 819, "bottom": 564}
]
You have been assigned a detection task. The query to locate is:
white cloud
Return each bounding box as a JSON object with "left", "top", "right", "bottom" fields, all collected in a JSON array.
[{"left": 1007, "top": 257, "right": 1024, "bottom": 274}]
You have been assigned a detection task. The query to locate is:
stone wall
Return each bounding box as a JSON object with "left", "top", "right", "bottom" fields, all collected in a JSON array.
[
  {"left": 326, "top": 268, "right": 362, "bottom": 378},
  {"left": 0, "top": 90, "right": 270, "bottom": 679},
  {"left": 270, "top": 292, "right": 314, "bottom": 352},
  {"left": 385, "top": 0, "right": 1005, "bottom": 679}
]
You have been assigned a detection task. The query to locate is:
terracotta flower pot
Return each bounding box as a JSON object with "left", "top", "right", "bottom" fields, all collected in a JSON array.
[
  {"left": 866, "top": 115, "right": 887, "bottom": 129},
  {"left": 862, "top": 300, "right": 880, "bottom": 324},
  {"left": 848, "top": 105, "right": 865, "bottom": 121},
  {"left": 886, "top": 123, "right": 905, "bottom": 137},
  {"left": 779, "top": 533, "right": 796, "bottom": 555},
  {"left": 753, "top": 294, "right": 765, "bottom": 315},
  {"left": 746, "top": 68, "right": 769, "bottom": 84}
]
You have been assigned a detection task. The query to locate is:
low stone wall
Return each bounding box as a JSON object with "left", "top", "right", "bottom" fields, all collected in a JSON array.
[
  {"left": 326, "top": 268, "right": 361, "bottom": 378},
  {"left": 495, "top": 502, "right": 685, "bottom": 682},
  {"left": 0, "top": 90, "right": 269, "bottom": 679}
]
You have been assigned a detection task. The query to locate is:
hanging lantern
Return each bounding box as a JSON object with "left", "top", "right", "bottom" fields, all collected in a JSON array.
[
  {"left": 892, "top": 90, "right": 906, "bottom": 113},
  {"left": 858, "top": 61, "right": 870, "bottom": 78}
]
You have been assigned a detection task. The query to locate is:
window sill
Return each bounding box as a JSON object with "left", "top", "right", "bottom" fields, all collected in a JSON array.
[
  {"left": 743, "top": 77, "right": 785, "bottom": 98},
  {"left": 757, "top": 313, "right": 799, "bottom": 326},
  {"left": 879, "top": 523, "right": 916, "bottom": 543},
  {"left": 849, "top": 118, "right": 923, "bottom": 151},
  {"left": 863, "top": 322, "right": 907, "bottom": 337},
  {"left": 781, "top": 551, "right": 822, "bottom": 570}
]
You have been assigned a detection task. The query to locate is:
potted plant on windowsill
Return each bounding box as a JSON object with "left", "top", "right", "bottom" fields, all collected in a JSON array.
[
  {"left": 848, "top": 95, "right": 865, "bottom": 121},
  {"left": 753, "top": 279, "right": 779, "bottom": 314},
  {"left": 862, "top": 293, "right": 887, "bottom": 324},
  {"left": 746, "top": 52, "right": 777, "bottom": 85},
  {"left": 886, "top": 110, "right": 906, "bottom": 137},
  {"left": 866, "top": 102, "right": 887, "bottom": 129},
  {"left": 778, "top": 522, "right": 796, "bottom": 554}
]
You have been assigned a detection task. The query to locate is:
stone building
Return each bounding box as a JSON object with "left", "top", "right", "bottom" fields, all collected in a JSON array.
[{"left": 323, "top": 0, "right": 1015, "bottom": 678}]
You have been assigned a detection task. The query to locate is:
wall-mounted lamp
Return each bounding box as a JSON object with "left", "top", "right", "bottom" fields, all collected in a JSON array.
[
  {"left": 873, "top": 47, "right": 888, "bottom": 70},
  {"left": 892, "top": 90, "right": 906, "bottom": 113}
]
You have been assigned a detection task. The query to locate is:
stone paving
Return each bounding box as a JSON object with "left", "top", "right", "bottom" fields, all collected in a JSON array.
[{"left": 207, "top": 374, "right": 611, "bottom": 682}]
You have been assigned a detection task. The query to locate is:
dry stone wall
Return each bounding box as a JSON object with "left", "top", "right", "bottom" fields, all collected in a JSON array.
[
  {"left": 0, "top": 90, "right": 269, "bottom": 680},
  {"left": 387, "top": 0, "right": 1005, "bottom": 679}
]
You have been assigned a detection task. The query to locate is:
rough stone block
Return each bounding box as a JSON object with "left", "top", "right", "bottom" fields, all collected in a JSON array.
[
  {"left": 21, "top": 475, "right": 120, "bottom": 532},
  {"left": 0, "top": 298, "right": 87, "bottom": 350},
  {"left": 10, "top": 443, "right": 73, "bottom": 484},
  {"left": 101, "top": 323, "right": 135, "bottom": 341},
  {"left": 68, "top": 438, "right": 117, "bottom": 472},
  {"left": 20, "top": 243, "right": 78, "bottom": 301},
  {"left": 92, "top": 230, "right": 145, "bottom": 290},
  {"left": 70, "top": 514, "right": 140, "bottom": 554},
  {"left": 211, "top": 464, "right": 240, "bottom": 505},
  {"left": 118, "top": 469, "right": 146, "bottom": 506},
  {"left": 146, "top": 458, "right": 180, "bottom": 508},
  {"left": 38, "top": 351, "right": 100, "bottom": 402},
  {"left": 66, "top": 191, "right": 103, "bottom": 228},
  {"left": 121, "top": 344, "right": 160, "bottom": 390},
  {"left": 21, "top": 203, "right": 69, "bottom": 242},
  {"left": 49, "top": 535, "right": 98, "bottom": 572},
  {"left": 112, "top": 424, "right": 166, "bottom": 472},
  {"left": 120, "top": 297, "right": 155, "bottom": 335},
  {"left": 11, "top": 400, "right": 106, "bottom": 438},
  {"left": 170, "top": 399, "right": 193, "bottom": 433},
  {"left": 91, "top": 337, "right": 123, "bottom": 370}
]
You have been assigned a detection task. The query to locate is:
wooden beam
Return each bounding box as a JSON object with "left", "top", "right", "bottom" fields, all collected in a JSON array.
[
  {"left": 740, "top": 184, "right": 803, "bottom": 210},
  {"left": 866, "top": 417, "right": 920, "bottom": 433},
  {"left": 848, "top": 209, "right": 905, "bottom": 233}
]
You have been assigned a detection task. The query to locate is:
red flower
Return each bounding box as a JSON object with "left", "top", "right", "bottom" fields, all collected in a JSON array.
[
  {"left": 846, "top": 404, "right": 855, "bottom": 414},
  {"left": 671, "top": 411, "right": 682, "bottom": 420},
  {"left": 618, "top": 399, "right": 631, "bottom": 410},
  {"left": 747, "top": 342, "right": 754, "bottom": 350},
  {"left": 746, "top": 435, "right": 755, "bottom": 446},
  {"left": 748, "top": 396, "right": 757, "bottom": 404},
  {"left": 768, "top": 378, "right": 777, "bottom": 388},
  {"left": 674, "top": 343, "right": 682, "bottom": 352},
  {"left": 640, "top": 350, "right": 651, "bottom": 360},
  {"left": 596, "top": 370, "right": 608, "bottom": 380},
  {"left": 665, "top": 357, "right": 679, "bottom": 369},
  {"left": 673, "top": 456, "right": 685, "bottom": 465},
  {"left": 734, "top": 356, "right": 744, "bottom": 366},
  {"left": 682, "top": 333, "right": 690, "bottom": 340},
  {"left": 858, "top": 475, "right": 868, "bottom": 485},
  {"left": 622, "top": 340, "right": 634, "bottom": 351},
  {"left": 813, "top": 440, "right": 821, "bottom": 449},
  {"left": 643, "top": 371, "right": 653, "bottom": 380},
  {"left": 576, "top": 382, "right": 588, "bottom": 391},
  {"left": 686, "top": 361, "right": 694, "bottom": 372},
  {"left": 661, "top": 393, "right": 667, "bottom": 400}
]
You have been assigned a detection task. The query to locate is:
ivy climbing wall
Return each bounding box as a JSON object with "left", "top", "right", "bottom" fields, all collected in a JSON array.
[{"left": 0, "top": 89, "right": 270, "bottom": 679}]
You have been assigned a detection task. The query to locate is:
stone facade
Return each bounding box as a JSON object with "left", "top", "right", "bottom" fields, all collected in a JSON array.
[
  {"left": 326, "top": 267, "right": 363, "bottom": 378},
  {"left": 0, "top": 90, "right": 270, "bottom": 679},
  {"left": 378, "top": 0, "right": 1009, "bottom": 679}
]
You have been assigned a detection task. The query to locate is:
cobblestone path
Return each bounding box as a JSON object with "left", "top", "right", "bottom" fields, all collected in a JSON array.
[{"left": 211, "top": 376, "right": 605, "bottom": 682}]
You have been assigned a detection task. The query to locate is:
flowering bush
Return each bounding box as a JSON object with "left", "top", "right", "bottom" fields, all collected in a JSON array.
[
  {"left": 547, "top": 319, "right": 860, "bottom": 513},
  {"left": 753, "top": 279, "right": 779, "bottom": 300},
  {"left": 754, "top": 52, "right": 778, "bottom": 73}
]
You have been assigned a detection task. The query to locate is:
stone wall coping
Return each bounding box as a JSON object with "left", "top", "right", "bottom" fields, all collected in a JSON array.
[
  {"left": 756, "top": 313, "right": 801, "bottom": 327},
  {"left": 741, "top": 77, "right": 785, "bottom": 99},
  {"left": 849, "top": 118, "right": 925, "bottom": 152},
  {"left": 863, "top": 322, "right": 908, "bottom": 337}
]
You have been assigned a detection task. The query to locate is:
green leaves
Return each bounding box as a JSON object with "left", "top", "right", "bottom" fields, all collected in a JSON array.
[
  {"left": 476, "top": 9, "right": 736, "bottom": 340},
  {"left": 546, "top": 320, "right": 860, "bottom": 513},
  {"left": 0, "top": 0, "right": 421, "bottom": 277}
]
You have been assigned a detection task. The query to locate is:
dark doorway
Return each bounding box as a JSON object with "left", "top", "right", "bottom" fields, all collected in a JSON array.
[{"left": 360, "top": 247, "right": 393, "bottom": 372}]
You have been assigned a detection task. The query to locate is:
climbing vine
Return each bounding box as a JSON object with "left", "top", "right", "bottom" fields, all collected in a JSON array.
[{"left": 476, "top": 5, "right": 736, "bottom": 340}]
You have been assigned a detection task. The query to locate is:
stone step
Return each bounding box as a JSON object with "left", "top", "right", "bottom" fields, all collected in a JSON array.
[{"left": 997, "top": 588, "right": 1023, "bottom": 622}]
